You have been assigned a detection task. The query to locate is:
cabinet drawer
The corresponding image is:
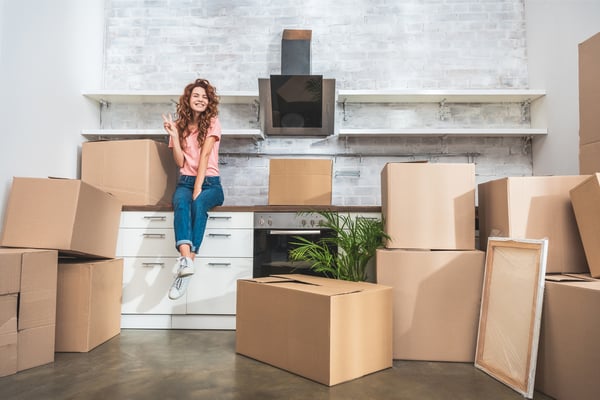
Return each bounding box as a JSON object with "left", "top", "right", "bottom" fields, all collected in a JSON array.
[
  {"left": 186, "top": 257, "right": 253, "bottom": 314},
  {"left": 197, "top": 229, "right": 253, "bottom": 257},
  {"left": 121, "top": 257, "right": 186, "bottom": 314},
  {"left": 206, "top": 212, "right": 253, "bottom": 229},
  {"left": 121, "top": 211, "right": 173, "bottom": 229},
  {"left": 117, "top": 228, "right": 178, "bottom": 257}
]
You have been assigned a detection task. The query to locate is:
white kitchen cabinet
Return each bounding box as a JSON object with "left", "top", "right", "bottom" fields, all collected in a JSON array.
[
  {"left": 118, "top": 210, "right": 253, "bottom": 330},
  {"left": 337, "top": 88, "right": 547, "bottom": 137}
]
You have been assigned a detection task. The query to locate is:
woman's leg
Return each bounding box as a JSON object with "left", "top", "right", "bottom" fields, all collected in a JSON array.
[
  {"left": 190, "top": 176, "right": 225, "bottom": 254},
  {"left": 172, "top": 175, "right": 195, "bottom": 255}
]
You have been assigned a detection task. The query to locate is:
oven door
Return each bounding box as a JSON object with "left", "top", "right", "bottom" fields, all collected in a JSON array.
[{"left": 253, "top": 228, "right": 336, "bottom": 278}]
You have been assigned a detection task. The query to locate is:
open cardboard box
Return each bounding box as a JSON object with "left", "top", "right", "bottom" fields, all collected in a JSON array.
[{"left": 236, "top": 274, "right": 392, "bottom": 386}]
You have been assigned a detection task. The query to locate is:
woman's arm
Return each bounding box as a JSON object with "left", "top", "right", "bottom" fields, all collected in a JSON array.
[
  {"left": 193, "top": 135, "right": 218, "bottom": 200},
  {"left": 162, "top": 113, "right": 185, "bottom": 167}
]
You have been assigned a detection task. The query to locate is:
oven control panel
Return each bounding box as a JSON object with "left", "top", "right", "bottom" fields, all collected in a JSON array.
[{"left": 254, "top": 212, "right": 328, "bottom": 230}]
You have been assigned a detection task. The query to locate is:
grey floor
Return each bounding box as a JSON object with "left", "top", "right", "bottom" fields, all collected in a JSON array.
[{"left": 0, "top": 329, "right": 554, "bottom": 400}]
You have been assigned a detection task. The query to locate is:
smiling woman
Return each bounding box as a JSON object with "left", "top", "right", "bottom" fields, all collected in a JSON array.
[{"left": 161, "top": 78, "right": 225, "bottom": 300}]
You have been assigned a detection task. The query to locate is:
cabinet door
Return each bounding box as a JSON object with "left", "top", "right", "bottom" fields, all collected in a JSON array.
[
  {"left": 121, "top": 257, "right": 186, "bottom": 314},
  {"left": 120, "top": 211, "right": 173, "bottom": 228},
  {"left": 197, "top": 229, "right": 253, "bottom": 257},
  {"left": 186, "top": 257, "right": 253, "bottom": 314},
  {"left": 206, "top": 212, "right": 253, "bottom": 229},
  {"left": 117, "top": 228, "right": 178, "bottom": 257}
]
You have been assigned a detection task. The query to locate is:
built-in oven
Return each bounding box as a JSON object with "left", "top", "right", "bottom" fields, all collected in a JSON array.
[{"left": 253, "top": 212, "right": 336, "bottom": 278}]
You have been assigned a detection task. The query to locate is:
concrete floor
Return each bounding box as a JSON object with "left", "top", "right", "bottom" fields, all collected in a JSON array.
[{"left": 0, "top": 329, "right": 554, "bottom": 400}]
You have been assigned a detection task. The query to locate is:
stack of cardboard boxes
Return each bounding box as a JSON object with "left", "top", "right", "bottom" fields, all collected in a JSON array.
[
  {"left": 477, "top": 173, "right": 600, "bottom": 400},
  {"left": 0, "top": 249, "right": 57, "bottom": 377},
  {"left": 0, "top": 177, "right": 124, "bottom": 376},
  {"left": 376, "top": 162, "right": 486, "bottom": 362},
  {"left": 0, "top": 138, "right": 176, "bottom": 377}
]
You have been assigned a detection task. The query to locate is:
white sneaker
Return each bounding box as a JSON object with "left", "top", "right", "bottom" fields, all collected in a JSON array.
[
  {"left": 168, "top": 274, "right": 192, "bottom": 300},
  {"left": 177, "top": 256, "right": 195, "bottom": 277}
]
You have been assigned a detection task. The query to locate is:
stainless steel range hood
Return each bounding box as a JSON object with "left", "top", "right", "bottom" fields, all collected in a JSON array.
[{"left": 258, "top": 29, "right": 335, "bottom": 137}]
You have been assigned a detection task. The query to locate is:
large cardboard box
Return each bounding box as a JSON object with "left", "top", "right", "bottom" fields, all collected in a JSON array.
[
  {"left": 236, "top": 274, "right": 392, "bottom": 386},
  {"left": 55, "top": 258, "right": 123, "bottom": 352},
  {"left": 478, "top": 175, "right": 589, "bottom": 274},
  {"left": 578, "top": 32, "right": 600, "bottom": 146},
  {"left": 82, "top": 139, "right": 177, "bottom": 206},
  {"left": 535, "top": 278, "right": 600, "bottom": 400},
  {"left": 376, "top": 248, "right": 485, "bottom": 362},
  {"left": 579, "top": 140, "right": 600, "bottom": 174},
  {"left": 268, "top": 159, "right": 332, "bottom": 205},
  {"left": 570, "top": 173, "right": 600, "bottom": 278},
  {"left": 381, "top": 162, "right": 476, "bottom": 250},
  {"left": 1, "top": 177, "right": 122, "bottom": 258}
]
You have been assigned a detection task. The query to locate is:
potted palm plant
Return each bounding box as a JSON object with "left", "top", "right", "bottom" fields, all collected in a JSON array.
[{"left": 288, "top": 211, "right": 390, "bottom": 282}]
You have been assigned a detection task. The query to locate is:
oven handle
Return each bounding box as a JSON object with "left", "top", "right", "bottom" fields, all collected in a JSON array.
[{"left": 268, "top": 230, "right": 322, "bottom": 235}]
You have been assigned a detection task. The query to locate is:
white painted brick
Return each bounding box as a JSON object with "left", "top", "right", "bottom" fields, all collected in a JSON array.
[{"left": 103, "top": 0, "right": 533, "bottom": 205}]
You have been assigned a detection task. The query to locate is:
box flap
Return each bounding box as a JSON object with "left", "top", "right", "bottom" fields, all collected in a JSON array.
[{"left": 244, "top": 274, "right": 365, "bottom": 296}]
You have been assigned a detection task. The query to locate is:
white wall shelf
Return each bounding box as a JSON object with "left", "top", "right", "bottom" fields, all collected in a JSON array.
[
  {"left": 82, "top": 89, "right": 259, "bottom": 104},
  {"left": 337, "top": 89, "right": 546, "bottom": 103},
  {"left": 338, "top": 128, "right": 548, "bottom": 137},
  {"left": 81, "top": 128, "right": 264, "bottom": 140}
]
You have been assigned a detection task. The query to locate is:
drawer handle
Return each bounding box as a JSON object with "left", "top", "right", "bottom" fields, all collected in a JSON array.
[
  {"left": 209, "top": 216, "right": 232, "bottom": 220},
  {"left": 141, "top": 262, "right": 165, "bottom": 268},
  {"left": 142, "top": 233, "right": 166, "bottom": 239},
  {"left": 207, "top": 262, "right": 231, "bottom": 267},
  {"left": 208, "top": 233, "right": 231, "bottom": 238},
  {"left": 143, "top": 216, "right": 167, "bottom": 221}
]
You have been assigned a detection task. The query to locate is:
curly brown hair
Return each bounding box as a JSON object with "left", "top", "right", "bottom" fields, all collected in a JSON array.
[{"left": 175, "top": 78, "right": 219, "bottom": 148}]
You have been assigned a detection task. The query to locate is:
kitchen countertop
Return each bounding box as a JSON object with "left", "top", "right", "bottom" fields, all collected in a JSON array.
[{"left": 122, "top": 204, "right": 382, "bottom": 212}]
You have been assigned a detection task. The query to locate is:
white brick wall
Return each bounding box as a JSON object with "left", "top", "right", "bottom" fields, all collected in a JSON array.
[{"left": 103, "top": 0, "right": 533, "bottom": 206}]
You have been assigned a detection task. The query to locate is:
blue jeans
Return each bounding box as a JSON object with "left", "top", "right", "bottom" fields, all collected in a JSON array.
[{"left": 172, "top": 175, "right": 224, "bottom": 254}]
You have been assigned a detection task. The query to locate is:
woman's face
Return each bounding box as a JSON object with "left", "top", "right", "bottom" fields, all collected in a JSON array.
[{"left": 189, "top": 86, "right": 208, "bottom": 114}]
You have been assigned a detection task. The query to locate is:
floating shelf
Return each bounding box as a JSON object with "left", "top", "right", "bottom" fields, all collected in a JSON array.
[
  {"left": 82, "top": 90, "right": 259, "bottom": 104},
  {"left": 337, "top": 89, "right": 546, "bottom": 104},
  {"left": 81, "top": 129, "right": 264, "bottom": 140},
  {"left": 338, "top": 128, "right": 548, "bottom": 137}
]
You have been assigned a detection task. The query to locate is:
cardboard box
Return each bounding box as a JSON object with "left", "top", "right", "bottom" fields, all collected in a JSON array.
[
  {"left": 1, "top": 177, "right": 122, "bottom": 258},
  {"left": 0, "top": 250, "right": 21, "bottom": 295},
  {"left": 0, "top": 248, "right": 58, "bottom": 331},
  {"left": 236, "top": 274, "right": 392, "bottom": 386},
  {"left": 579, "top": 140, "right": 600, "bottom": 174},
  {"left": 55, "top": 258, "right": 123, "bottom": 352},
  {"left": 535, "top": 279, "right": 600, "bottom": 400},
  {"left": 17, "top": 324, "right": 55, "bottom": 372},
  {"left": 376, "top": 248, "right": 485, "bottom": 362},
  {"left": 381, "top": 162, "right": 476, "bottom": 250},
  {"left": 570, "top": 173, "right": 600, "bottom": 278},
  {"left": 478, "top": 175, "right": 589, "bottom": 274},
  {"left": 268, "top": 159, "right": 332, "bottom": 205},
  {"left": 0, "top": 332, "right": 17, "bottom": 377},
  {"left": 578, "top": 32, "right": 600, "bottom": 146},
  {"left": 82, "top": 139, "right": 177, "bottom": 206}
]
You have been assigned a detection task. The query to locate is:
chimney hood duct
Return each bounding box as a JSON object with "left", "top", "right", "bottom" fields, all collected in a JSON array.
[{"left": 281, "top": 29, "right": 312, "bottom": 75}]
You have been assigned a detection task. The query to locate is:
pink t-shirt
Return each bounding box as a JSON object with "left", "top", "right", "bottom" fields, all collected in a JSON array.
[{"left": 169, "top": 117, "right": 221, "bottom": 177}]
